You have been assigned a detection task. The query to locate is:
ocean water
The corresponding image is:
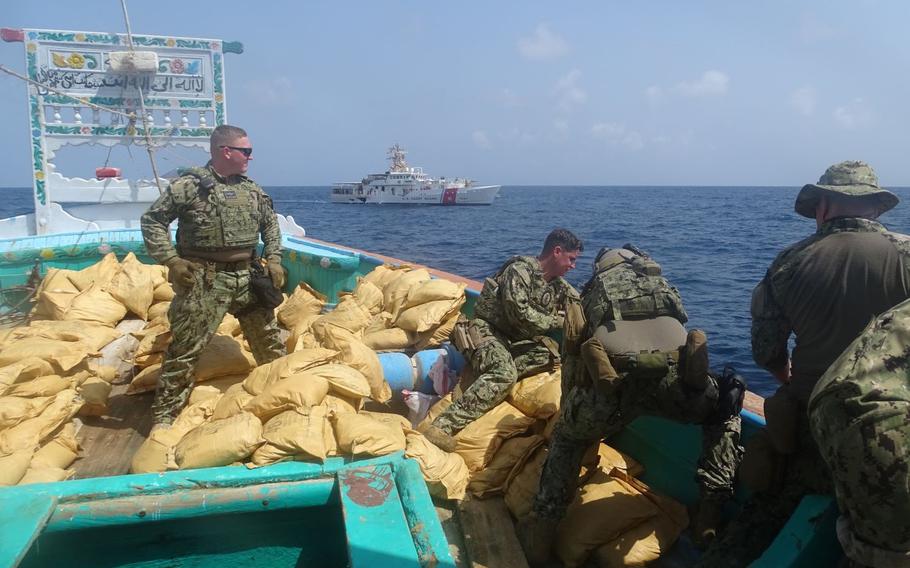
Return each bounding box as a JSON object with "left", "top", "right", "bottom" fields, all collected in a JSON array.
[{"left": 3, "top": 185, "right": 910, "bottom": 397}]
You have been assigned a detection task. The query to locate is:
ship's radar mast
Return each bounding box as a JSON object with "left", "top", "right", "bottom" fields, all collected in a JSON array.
[{"left": 388, "top": 144, "right": 408, "bottom": 173}]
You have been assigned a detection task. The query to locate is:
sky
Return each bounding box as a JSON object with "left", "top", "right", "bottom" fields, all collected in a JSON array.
[{"left": 1, "top": 1, "right": 909, "bottom": 187}]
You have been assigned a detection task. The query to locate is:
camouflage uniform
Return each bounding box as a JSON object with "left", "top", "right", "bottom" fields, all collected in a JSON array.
[
  {"left": 533, "top": 255, "right": 743, "bottom": 522},
  {"left": 698, "top": 162, "right": 910, "bottom": 568},
  {"left": 809, "top": 299, "right": 910, "bottom": 567},
  {"left": 141, "top": 165, "right": 286, "bottom": 423},
  {"left": 433, "top": 256, "right": 577, "bottom": 435}
]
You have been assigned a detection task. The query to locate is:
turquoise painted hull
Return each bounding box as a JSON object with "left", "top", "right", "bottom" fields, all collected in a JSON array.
[{"left": 0, "top": 231, "right": 839, "bottom": 567}]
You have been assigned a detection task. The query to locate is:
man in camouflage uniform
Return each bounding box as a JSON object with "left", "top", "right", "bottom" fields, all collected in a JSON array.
[
  {"left": 698, "top": 160, "right": 910, "bottom": 568},
  {"left": 141, "top": 124, "right": 287, "bottom": 426},
  {"left": 420, "top": 229, "right": 583, "bottom": 451},
  {"left": 809, "top": 298, "right": 910, "bottom": 568},
  {"left": 519, "top": 245, "right": 745, "bottom": 565}
]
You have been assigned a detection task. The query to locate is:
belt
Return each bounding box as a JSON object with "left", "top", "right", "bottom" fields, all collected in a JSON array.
[
  {"left": 610, "top": 349, "right": 680, "bottom": 373},
  {"left": 185, "top": 257, "right": 251, "bottom": 272}
]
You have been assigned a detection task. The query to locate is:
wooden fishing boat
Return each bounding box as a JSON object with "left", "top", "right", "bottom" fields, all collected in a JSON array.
[{"left": 0, "top": 23, "right": 841, "bottom": 568}]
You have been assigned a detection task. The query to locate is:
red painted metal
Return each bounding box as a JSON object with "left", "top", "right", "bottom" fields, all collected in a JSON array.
[
  {"left": 95, "top": 167, "right": 122, "bottom": 179},
  {"left": 441, "top": 187, "right": 458, "bottom": 205},
  {"left": 1, "top": 28, "right": 25, "bottom": 42},
  {"left": 341, "top": 466, "right": 393, "bottom": 507}
]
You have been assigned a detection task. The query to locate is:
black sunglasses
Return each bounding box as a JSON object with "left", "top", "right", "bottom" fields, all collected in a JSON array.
[{"left": 221, "top": 145, "right": 253, "bottom": 157}]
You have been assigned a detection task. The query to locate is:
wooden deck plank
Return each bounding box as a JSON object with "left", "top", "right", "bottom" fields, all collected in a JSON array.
[
  {"left": 73, "top": 382, "right": 152, "bottom": 479},
  {"left": 457, "top": 496, "right": 529, "bottom": 568}
]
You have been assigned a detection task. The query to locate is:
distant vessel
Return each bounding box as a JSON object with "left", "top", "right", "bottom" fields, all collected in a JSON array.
[{"left": 331, "top": 144, "right": 500, "bottom": 205}]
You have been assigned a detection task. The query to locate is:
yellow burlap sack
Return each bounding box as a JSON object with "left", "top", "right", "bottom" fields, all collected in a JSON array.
[
  {"left": 108, "top": 252, "right": 155, "bottom": 320},
  {"left": 363, "top": 312, "right": 394, "bottom": 335},
  {"left": 320, "top": 393, "right": 362, "bottom": 415},
  {"left": 405, "top": 430, "right": 470, "bottom": 500},
  {"left": 67, "top": 252, "right": 120, "bottom": 291},
  {"left": 0, "top": 396, "right": 55, "bottom": 429},
  {"left": 403, "top": 279, "right": 466, "bottom": 310},
  {"left": 504, "top": 446, "right": 549, "bottom": 519},
  {"left": 130, "top": 398, "right": 219, "bottom": 473},
  {"left": 15, "top": 320, "right": 122, "bottom": 351},
  {"left": 593, "top": 484, "right": 688, "bottom": 567},
  {"left": 0, "top": 449, "right": 34, "bottom": 486},
  {"left": 250, "top": 406, "right": 328, "bottom": 466},
  {"left": 314, "top": 298, "right": 373, "bottom": 335},
  {"left": 127, "top": 363, "right": 161, "bottom": 394},
  {"left": 212, "top": 383, "right": 256, "bottom": 421},
  {"left": 32, "top": 269, "right": 79, "bottom": 318},
  {"left": 63, "top": 283, "right": 128, "bottom": 326},
  {"left": 598, "top": 444, "right": 645, "bottom": 478},
  {"left": 508, "top": 370, "right": 562, "bottom": 419},
  {"left": 31, "top": 422, "right": 80, "bottom": 469},
  {"left": 195, "top": 334, "right": 256, "bottom": 381},
  {"left": 18, "top": 466, "right": 75, "bottom": 485},
  {"left": 216, "top": 313, "right": 242, "bottom": 337},
  {"left": 174, "top": 411, "right": 264, "bottom": 469},
  {"left": 305, "top": 363, "right": 371, "bottom": 399},
  {"left": 277, "top": 282, "right": 327, "bottom": 331},
  {"left": 556, "top": 469, "right": 674, "bottom": 568},
  {"left": 468, "top": 434, "right": 547, "bottom": 498},
  {"left": 134, "top": 328, "right": 171, "bottom": 367},
  {"left": 413, "top": 310, "right": 461, "bottom": 350},
  {"left": 242, "top": 347, "right": 337, "bottom": 396},
  {"left": 32, "top": 289, "right": 78, "bottom": 320},
  {"left": 0, "top": 358, "right": 56, "bottom": 391},
  {"left": 5, "top": 375, "right": 72, "bottom": 398},
  {"left": 286, "top": 316, "right": 320, "bottom": 352},
  {"left": 353, "top": 279, "right": 384, "bottom": 315},
  {"left": 0, "top": 390, "right": 83, "bottom": 454},
  {"left": 383, "top": 268, "right": 431, "bottom": 318},
  {"left": 454, "top": 401, "right": 536, "bottom": 472},
  {"left": 147, "top": 302, "right": 171, "bottom": 322},
  {"left": 0, "top": 337, "right": 92, "bottom": 373},
  {"left": 395, "top": 298, "right": 464, "bottom": 334},
  {"left": 153, "top": 282, "right": 175, "bottom": 302},
  {"left": 315, "top": 324, "right": 389, "bottom": 402},
  {"left": 244, "top": 373, "right": 330, "bottom": 421},
  {"left": 363, "top": 327, "right": 415, "bottom": 351},
  {"left": 361, "top": 264, "right": 413, "bottom": 290},
  {"left": 323, "top": 415, "right": 340, "bottom": 457},
  {"left": 359, "top": 410, "right": 411, "bottom": 431},
  {"left": 199, "top": 373, "right": 248, "bottom": 393},
  {"left": 187, "top": 384, "right": 223, "bottom": 406},
  {"left": 332, "top": 412, "right": 406, "bottom": 456}
]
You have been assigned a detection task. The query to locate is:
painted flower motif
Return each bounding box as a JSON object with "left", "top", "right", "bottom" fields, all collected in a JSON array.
[
  {"left": 40, "top": 248, "right": 55, "bottom": 260},
  {"left": 288, "top": 251, "right": 298, "bottom": 262},
  {"left": 166, "top": 38, "right": 176, "bottom": 47},
  {"left": 67, "top": 53, "right": 85, "bottom": 69},
  {"left": 74, "top": 33, "right": 86, "bottom": 42},
  {"left": 81, "top": 126, "right": 91, "bottom": 134},
  {"left": 4, "top": 252, "right": 17, "bottom": 262},
  {"left": 34, "top": 171, "right": 44, "bottom": 180},
  {"left": 169, "top": 58, "right": 185, "bottom": 74},
  {"left": 26, "top": 43, "right": 36, "bottom": 53},
  {"left": 97, "top": 243, "right": 112, "bottom": 255},
  {"left": 212, "top": 42, "right": 220, "bottom": 51},
  {"left": 214, "top": 93, "right": 224, "bottom": 103}
]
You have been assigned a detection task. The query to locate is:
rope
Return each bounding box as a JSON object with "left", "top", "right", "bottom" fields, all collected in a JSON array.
[{"left": 120, "top": 0, "right": 165, "bottom": 195}]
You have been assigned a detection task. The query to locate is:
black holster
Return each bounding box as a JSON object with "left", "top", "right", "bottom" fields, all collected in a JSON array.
[{"left": 249, "top": 261, "right": 283, "bottom": 310}]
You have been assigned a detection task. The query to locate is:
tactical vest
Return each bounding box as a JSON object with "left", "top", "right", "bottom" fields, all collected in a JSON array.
[
  {"left": 474, "top": 255, "right": 556, "bottom": 336},
  {"left": 174, "top": 167, "right": 264, "bottom": 252},
  {"left": 581, "top": 262, "right": 688, "bottom": 335}
]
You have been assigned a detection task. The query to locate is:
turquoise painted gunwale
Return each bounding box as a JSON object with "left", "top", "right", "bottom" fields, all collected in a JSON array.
[
  {"left": 0, "top": 229, "right": 838, "bottom": 566},
  {"left": 2, "top": 452, "right": 455, "bottom": 568}
]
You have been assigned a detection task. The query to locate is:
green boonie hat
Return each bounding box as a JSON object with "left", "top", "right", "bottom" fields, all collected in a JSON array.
[{"left": 794, "top": 160, "right": 899, "bottom": 219}]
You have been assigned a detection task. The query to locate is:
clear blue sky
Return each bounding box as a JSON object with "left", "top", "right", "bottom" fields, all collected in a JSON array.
[{"left": 2, "top": 1, "right": 908, "bottom": 187}]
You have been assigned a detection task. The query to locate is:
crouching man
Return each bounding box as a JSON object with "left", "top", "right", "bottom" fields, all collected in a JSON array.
[
  {"left": 420, "top": 228, "right": 583, "bottom": 451},
  {"left": 519, "top": 245, "right": 745, "bottom": 565}
]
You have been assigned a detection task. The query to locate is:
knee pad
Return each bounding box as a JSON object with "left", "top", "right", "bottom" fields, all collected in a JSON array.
[{"left": 705, "top": 365, "right": 747, "bottom": 424}]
